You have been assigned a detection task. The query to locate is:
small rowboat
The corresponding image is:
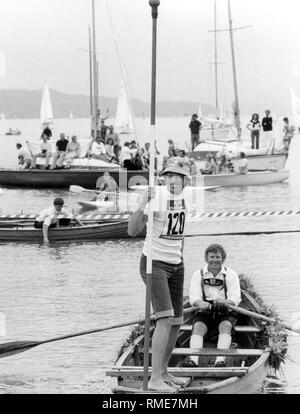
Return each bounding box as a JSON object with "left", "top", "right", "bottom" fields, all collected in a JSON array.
[
  {"left": 106, "top": 289, "right": 284, "bottom": 394},
  {"left": 0, "top": 221, "right": 141, "bottom": 242}
]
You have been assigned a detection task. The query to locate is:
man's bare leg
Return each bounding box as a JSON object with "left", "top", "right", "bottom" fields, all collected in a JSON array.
[{"left": 148, "top": 317, "right": 175, "bottom": 392}]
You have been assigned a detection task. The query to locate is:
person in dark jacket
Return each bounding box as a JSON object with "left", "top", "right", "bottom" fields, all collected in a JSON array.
[{"left": 189, "top": 114, "right": 202, "bottom": 150}]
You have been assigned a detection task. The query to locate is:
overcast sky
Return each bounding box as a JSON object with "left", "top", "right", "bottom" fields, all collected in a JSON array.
[{"left": 1, "top": 0, "right": 300, "bottom": 114}]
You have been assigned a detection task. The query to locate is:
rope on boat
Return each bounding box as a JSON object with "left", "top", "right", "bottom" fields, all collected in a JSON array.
[{"left": 0, "top": 210, "right": 300, "bottom": 222}]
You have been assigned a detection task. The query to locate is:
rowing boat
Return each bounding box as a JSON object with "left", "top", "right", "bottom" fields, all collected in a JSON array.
[
  {"left": 106, "top": 288, "right": 286, "bottom": 394},
  {"left": 0, "top": 221, "right": 141, "bottom": 242},
  {"left": 195, "top": 169, "right": 289, "bottom": 187}
]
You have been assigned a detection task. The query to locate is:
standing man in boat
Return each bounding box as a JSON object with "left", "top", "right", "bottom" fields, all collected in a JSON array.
[
  {"left": 261, "top": 109, "right": 273, "bottom": 151},
  {"left": 34, "top": 197, "right": 82, "bottom": 245},
  {"left": 186, "top": 244, "right": 241, "bottom": 368},
  {"left": 128, "top": 158, "right": 193, "bottom": 392},
  {"left": 189, "top": 114, "right": 202, "bottom": 150}
]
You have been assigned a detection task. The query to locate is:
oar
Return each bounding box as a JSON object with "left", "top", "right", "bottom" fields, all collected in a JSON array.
[
  {"left": 0, "top": 307, "right": 195, "bottom": 359},
  {"left": 69, "top": 185, "right": 96, "bottom": 194},
  {"left": 225, "top": 303, "right": 300, "bottom": 334}
]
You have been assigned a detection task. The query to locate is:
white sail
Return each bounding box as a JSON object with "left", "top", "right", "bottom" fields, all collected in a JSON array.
[
  {"left": 40, "top": 83, "right": 54, "bottom": 127},
  {"left": 69, "top": 110, "right": 74, "bottom": 119},
  {"left": 115, "top": 80, "right": 134, "bottom": 134},
  {"left": 291, "top": 88, "right": 300, "bottom": 129}
]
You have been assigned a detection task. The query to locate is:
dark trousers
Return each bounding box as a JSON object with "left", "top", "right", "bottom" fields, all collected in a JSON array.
[{"left": 251, "top": 130, "right": 260, "bottom": 149}]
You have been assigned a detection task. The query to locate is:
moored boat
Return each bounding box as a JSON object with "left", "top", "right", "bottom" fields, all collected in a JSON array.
[
  {"left": 0, "top": 168, "right": 150, "bottom": 190},
  {"left": 0, "top": 220, "right": 143, "bottom": 242},
  {"left": 194, "top": 169, "right": 289, "bottom": 188},
  {"left": 106, "top": 285, "right": 286, "bottom": 394}
]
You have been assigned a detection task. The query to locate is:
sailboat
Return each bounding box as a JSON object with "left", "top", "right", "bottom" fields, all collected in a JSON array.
[
  {"left": 69, "top": 110, "right": 74, "bottom": 120},
  {"left": 115, "top": 80, "right": 135, "bottom": 134},
  {"left": 190, "top": 0, "right": 287, "bottom": 172},
  {"left": 40, "top": 82, "right": 54, "bottom": 128}
]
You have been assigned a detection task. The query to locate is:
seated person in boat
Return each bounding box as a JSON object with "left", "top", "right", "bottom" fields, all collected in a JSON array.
[
  {"left": 34, "top": 197, "right": 82, "bottom": 245},
  {"left": 89, "top": 135, "right": 111, "bottom": 163},
  {"left": 128, "top": 158, "right": 192, "bottom": 392},
  {"left": 168, "top": 139, "right": 177, "bottom": 158},
  {"left": 31, "top": 134, "right": 52, "bottom": 169},
  {"left": 92, "top": 172, "right": 119, "bottom": 208},
  {"left": 99, "top": 120, "right": 109, "bottom": 142},
  {"left": 237, "top": 152, "right": 248, "bottom": 175},
  {"left": 106, "top": 125, "right": 121, "bottom": 161},
  {"left": 200, "top": 154, "right": 218, "bottom": 175},
  {"left": 218, "top": 155, "right": 234, "bottom": 174},
  {"left": 16, "top": 143, "right": 32, "bottom": 169},
  {"left": 105, "top": 138, "right": 117, "bottom": 163},
  {"left": 65, "top": 135, "right": 81, "bottom": 168},
  {"left": 186, "top": 244, "right": 241, "bottom": 368},
  {"left": 189, "top": 158, "right": 198, "bottom": 176},
  {"left": 51, "top": 133, "right": 69, "bottom": 169},
  {"left": 282, "top": 117, "right": 295, "bottom": 153},
  {"left": 162, "top": 156, "right": 169, "bottom": 171},
  {"left": 119, "top": 142, "right": 135, "bottom": 169}
]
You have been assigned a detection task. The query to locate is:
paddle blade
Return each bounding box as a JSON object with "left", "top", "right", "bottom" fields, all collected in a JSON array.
[
  {"left": 0, "top": 340, "right": 40, "bottom": 358},
  {"left": 69, "top": 185, "right": 84, "bottom": 193}
]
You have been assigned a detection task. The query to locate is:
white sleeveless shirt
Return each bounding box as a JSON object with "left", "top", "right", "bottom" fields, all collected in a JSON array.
[{"left": 143, "top": 186, "right": 191, "bottom": 264}]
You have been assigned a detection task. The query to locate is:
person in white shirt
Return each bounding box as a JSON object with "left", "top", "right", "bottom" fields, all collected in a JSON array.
[
  {"left": 128, "top": 158, "right": 192, "bottom": 392},
  {"left": 16, "top": 143, "right": 32, "bottom": 169},
  {"left": 237, "top": 152, "right": 248, "bottom": 175},
  {"left": 119, "top": 142, "right": 133, "bottom": 168},
  {"left": 90, "top": 136, "right": 111, "bottom": 163},
  {"left": 31, "top": 134, "right": 52, "bottom": 169},
  {"left": 186, "top": 244, "right": 241, "bottom": 368},
  {"left": 34, "top": 197, "right": 82, "bottom": 244}
]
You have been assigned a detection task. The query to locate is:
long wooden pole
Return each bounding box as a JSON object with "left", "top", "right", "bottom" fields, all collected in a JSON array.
[
  {"left": 227, "top": 0, "right": 241, "bottom": 140},
  {"left": 91, "top": 0, "right": 98, "bottom": 138},
  {"left": 88, "top": 27, "right": 93, "bottom": 131},
  {"left": 214, "top": 0, "right": 219, "bottom": 113},
  {"left": 143, "top": 0, "right": 159, "bottom": 391}
]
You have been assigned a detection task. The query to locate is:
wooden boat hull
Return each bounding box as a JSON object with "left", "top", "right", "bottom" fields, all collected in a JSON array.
[
  {"left": 0, "top": 221, "right": 135, "bottom": 242},
  {"left": 0, "top": 168, "right": 150, "bottom": 190},
  {"left": 107, "top": 290, "right": 276, "bottom": 394},
  {"left": 194, "top": 170, "right": 289, "bottom": 187}
]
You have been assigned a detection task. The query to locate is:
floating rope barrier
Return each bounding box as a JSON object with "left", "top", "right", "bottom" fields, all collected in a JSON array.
[{"left": 0, "top": 210, "right": 300, "bottom": 222}]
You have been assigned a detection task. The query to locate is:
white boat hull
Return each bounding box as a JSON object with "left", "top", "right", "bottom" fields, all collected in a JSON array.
[
  {"left": 192, "top": 153, "right": 286, "bottom": 172},
  {"left": 193, "top": 170, "right": 289, "bottom": 187}
]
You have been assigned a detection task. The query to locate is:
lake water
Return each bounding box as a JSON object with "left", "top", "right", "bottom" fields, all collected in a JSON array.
[{"left": 0, "top": 117, "right": 299, "bottom": 394}]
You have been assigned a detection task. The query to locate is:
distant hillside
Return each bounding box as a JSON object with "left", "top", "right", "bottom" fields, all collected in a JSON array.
[{"left": 0, "top": 89, "right": 215, "bottom": 119}]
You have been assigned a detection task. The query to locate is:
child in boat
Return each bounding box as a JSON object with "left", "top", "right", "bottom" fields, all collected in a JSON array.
[
  {"left": 186, "top": 244, "right": 241, "bottom": 368},
  {"left": 34, "top": 197, "right": 82, "bottom": 245}
]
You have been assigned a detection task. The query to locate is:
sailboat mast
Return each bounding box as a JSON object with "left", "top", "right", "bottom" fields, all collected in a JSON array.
[
  {"left": 91, "top": 0, "right": 99, "bottom": 138},
  {"left": 88, "top": 26, "right": 93, "bottom": 122},
  {"left": 214, "top": 0, "right": 219, "bottom": 114},
  {"left": 227, "top": 0, "right": 242, "bottom": 140}
]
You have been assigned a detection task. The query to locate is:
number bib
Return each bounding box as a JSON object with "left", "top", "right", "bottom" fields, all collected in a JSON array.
[{"left": 160, "top": 199, "right": 186, "bottom": 240}]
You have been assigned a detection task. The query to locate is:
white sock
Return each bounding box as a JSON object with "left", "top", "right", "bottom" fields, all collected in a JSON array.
[
  {"left": 190, "top": 334, "right": 203, "bottom": 364},
  {"left": 215, "top": 334, "right": 231, "bottom": 365}
]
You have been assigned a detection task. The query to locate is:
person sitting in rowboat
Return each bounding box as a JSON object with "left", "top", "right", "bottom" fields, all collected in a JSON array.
[
  {"left": 237, "top": 152, "right": 248, "bottom": 175},
  {"left": 128, "top": 158, "right": 193, "bottom": 392},
  {"left": 34, "top": 197, "right": 82, "bottom": 245},
  {"left": 185, "top": 244, "right": 241, "bottom": 368},
  {"left": 200, "top": 154, "right": 218, "bottom": 175}
]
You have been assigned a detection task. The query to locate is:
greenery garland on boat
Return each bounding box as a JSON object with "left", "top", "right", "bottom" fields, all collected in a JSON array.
[{"left": 116, "top": 274, "right": 288, "bottom": 370}]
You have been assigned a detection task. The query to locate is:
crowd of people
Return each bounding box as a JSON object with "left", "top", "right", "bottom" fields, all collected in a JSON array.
[{"left": 246, "top": 109, "right": 295, "bottom": 153}]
